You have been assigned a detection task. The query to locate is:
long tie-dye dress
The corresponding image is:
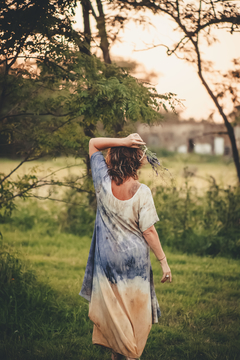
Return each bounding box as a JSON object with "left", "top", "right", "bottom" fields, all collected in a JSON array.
[{"left": 80, "top": 152, "right": 160, "bottom": 359}]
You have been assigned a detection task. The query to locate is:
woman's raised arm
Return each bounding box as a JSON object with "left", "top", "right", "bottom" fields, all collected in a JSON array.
[{"left": 89, "top": 134, "right": 145, "bottom": 158}]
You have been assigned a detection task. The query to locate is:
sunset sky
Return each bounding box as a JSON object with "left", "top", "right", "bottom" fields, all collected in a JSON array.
[{"left": 74, "top": 5, "right": 240, "bottom": 122}]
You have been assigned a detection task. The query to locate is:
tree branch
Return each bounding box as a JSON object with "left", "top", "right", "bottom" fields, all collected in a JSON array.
[
  {"left": 84, "top": 0, "right": 98, "bottom": 20},
  {"left": 0, "top": 112, "right": 73, "bottom": 122},
  {"left": 197, "top": 0, "right": 202, "bottom": 44},
  {"left": 38, "top": 165, "right": 87, "bottom": 182},
  {"left": 192, "top": 38, "right": 240, "bottom": 182},
  {"left": 134, "top": 41, "right": 186, "bottom": 59},
  {"left": 198, "top": 15, "right": 240, "bottom": 34},
  {"left": 0, "top": 151, "right": 34, "bottom": 184},
  {"left": 27, "top": 194, "right": 92, "bottom": 205}
]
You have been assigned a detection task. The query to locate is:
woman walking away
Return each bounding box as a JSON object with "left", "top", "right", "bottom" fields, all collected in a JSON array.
[{"left": 80, "top": 134, "right": 172, "bottom": 360}]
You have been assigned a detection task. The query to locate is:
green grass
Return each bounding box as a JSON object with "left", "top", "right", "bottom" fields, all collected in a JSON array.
[
  {"left": 0, "top": 154, "right": 239, "bottom": 359},
  {"left": 1, "top": 201, "right": 240, "bottom": 360}
]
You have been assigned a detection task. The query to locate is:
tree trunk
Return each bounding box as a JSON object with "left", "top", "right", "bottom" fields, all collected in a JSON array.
[
  {"left": 83, "top": 123, "right": 97, "bottom": 207},
  {"left": 80, "top": 0, "right": 91, "bottom": 55},
  {"left": 195, "top": 43, "right": 240, "bottom": 183},
  {"left": 80, "top": 0, "right": 111, "bottom": 63},
  {"left": 83, "top": 123, "right": 96, "bottom": 176},
  {"left": 95, "top": 0, "right": 111, "bottom": 64}
]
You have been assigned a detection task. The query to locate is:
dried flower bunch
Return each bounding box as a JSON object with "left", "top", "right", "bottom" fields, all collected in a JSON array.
[{"left": 140, "top": 145, "right": 162, "bottom": 175}]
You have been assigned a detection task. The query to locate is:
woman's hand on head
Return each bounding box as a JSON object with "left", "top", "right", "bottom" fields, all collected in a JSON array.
[{"left": 124, "top": 133, "right": 146, "bottom": 148}]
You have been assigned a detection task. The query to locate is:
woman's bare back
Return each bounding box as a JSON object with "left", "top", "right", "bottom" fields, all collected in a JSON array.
[{"left": 111, "top": 178, "right": 141, "bottom": 201}]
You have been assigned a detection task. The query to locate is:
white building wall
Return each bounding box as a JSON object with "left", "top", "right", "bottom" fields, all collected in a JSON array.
[
  {"left": 214, "top": 137, "right": 224, "bottom": 155},
  {"left": 194, "top": 143, "right": 212, "bottom": 154}
]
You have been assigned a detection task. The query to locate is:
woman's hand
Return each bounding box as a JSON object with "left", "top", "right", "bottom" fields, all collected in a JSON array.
[
  {"left": 160, "top": 258, "right": 172, "bottom": 283},
  {"left": 123, "top": 133, "right": 145, "bottom": 148}
]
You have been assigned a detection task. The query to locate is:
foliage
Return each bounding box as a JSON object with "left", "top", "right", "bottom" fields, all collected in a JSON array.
[
  {"left": 0, "top": 0, "right": 180, "bottom": 216},
  {"left": 154, "top": 169, "right": 240, "bottom": 258},
  {"left": 0, "top": 49, "right": 177, "bottom": 217},
  {"left": 0, "top": 0, "right": 78, "bottom": 60},
  {"left": 58, "top": 189, "right": 96, "bottom": 236}
]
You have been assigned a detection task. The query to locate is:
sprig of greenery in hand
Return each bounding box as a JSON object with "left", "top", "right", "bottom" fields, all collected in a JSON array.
[{"left": 141, "top": 145, "right": 168, "bottom": 176}]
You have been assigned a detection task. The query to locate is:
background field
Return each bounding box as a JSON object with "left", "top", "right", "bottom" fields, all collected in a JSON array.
[
  {"left": 1, "top": 153, "right": 240, "bottom": 360},
  {"left": 0, "top": 151, "right": 237, "bottom": 192}
]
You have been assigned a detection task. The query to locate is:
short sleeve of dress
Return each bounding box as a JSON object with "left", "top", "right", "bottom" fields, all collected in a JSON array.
[
  {"left": 90, "top": 151, "right": 108, "bottom": 193},
  {"left": 138, "top": 186, "right": 159, "bottom": 233}
]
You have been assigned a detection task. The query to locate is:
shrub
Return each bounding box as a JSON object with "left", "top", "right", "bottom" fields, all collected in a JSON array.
[
  {"left": 58, "top": 189, "right": 96, "bottom": 237},
  {"left": 1, "top": 199, "right": 59, "bottom": 234},
  {"left": 154, "top": 178, "right": 240, "bottom": 258}
]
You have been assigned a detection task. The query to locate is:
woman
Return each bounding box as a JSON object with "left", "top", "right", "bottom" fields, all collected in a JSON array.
[{"left": 80, "top": 134, "right": 172, "bottom": 360}]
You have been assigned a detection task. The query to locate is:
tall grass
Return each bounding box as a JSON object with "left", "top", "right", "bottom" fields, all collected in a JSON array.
[{"left": 154, "top": 172, "right": 240, "bottom": 258}]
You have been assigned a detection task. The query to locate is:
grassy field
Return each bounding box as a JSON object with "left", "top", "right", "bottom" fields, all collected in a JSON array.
[
  {"left": 1, "top": 200, "right": 240, "bottom": 360},
  {"left": 0, "top": 152, "right": 237, "bottom": 194},
  {"left": 1, "top": 154, "right": 239, "bottom": 360},
  {"left": 139, "top": 152, "right": 236, "bottom": 191}
]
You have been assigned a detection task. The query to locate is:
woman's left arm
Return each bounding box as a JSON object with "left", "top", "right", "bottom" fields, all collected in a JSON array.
[
  {"left": 89, "top": 134, "right": 145, "bottom": 158},
  {"left": 143, "top": 225, "right": 172, "bottom": 283}
]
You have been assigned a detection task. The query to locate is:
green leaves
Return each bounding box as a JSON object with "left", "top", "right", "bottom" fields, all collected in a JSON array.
[{"left": 0, "top": 0, "right": 179, "bottom": 215}]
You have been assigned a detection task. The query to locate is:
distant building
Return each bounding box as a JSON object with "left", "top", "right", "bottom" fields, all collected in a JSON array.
[{"left": 138, "top": 117, "right": 240, "bottom": 155}]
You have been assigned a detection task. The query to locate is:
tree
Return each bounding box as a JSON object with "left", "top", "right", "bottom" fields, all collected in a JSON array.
[
  {"left": 0, "top": 0, "right": 177, "bottom": 218},
  {"left": 108, "top": 0, "right": 240, "bottom": 182},
  {"left": 81, "top": 0, "right": 112, "bottom": 63}
]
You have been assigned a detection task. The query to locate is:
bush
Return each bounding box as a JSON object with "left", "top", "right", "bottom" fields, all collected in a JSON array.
[
  {"left": 2, "top": 200, "right": 59, "bottom": 234},
  {"left": 58, "top": 189, "right": 95, "bottom": 237},
  {"left": 154, "top": 176, "right": 240, "bottom": 258},
  {"left": 1, "top": 190, "right": 96, "bottom": 238}
]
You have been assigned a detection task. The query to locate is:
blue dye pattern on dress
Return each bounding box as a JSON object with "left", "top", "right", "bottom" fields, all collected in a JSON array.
[{"left": 80, "top": 151, "right": 161, "bottom": 325}]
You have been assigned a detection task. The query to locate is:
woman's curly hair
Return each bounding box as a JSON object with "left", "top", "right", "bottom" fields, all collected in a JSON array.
[{"left": 106, "top": 147, "right": 144, "bottom": 185}]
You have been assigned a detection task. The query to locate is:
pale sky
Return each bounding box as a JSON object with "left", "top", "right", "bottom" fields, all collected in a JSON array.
[{"left": 74, "top": 5, "right": 240, "bottom": 122}]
